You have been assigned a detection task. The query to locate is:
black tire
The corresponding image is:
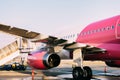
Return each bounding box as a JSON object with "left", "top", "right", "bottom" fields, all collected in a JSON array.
[
  {"left": 72, "top": 67, "right": 84, "bottom": 80},
  {"left": 83, "top": 66, "right": 92, "bottom": 80},
  {"left": 5, "top": 65, "right": 12, "bottom": 71},
  {"left": 21, "top": 65, "right": 26, "bottom": 71},
  {"left": 6, "top": 66, "right": 11, "bottom": 71}
]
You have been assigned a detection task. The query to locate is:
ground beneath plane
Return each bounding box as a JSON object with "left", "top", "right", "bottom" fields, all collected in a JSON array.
[
  {"left": 0, "top": 66, "right": 120, "bottom": 80},
  {"left": 0, "top": 61, "right": 120, "bottom": 80}
]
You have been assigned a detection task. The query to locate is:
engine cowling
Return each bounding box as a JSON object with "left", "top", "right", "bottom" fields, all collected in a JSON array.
[
  {"left": 58, "top": 49, "right": 73, "bottom": 59},
  {"left": 105, "top": 60, "right": 120, "bottom": 67},
  {"left": 27, "top": 50, "right": 60, "bottom": 69}
]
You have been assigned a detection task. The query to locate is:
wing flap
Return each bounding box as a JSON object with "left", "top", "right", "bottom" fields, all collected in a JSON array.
[
  {"left": 63, "top": 42, "right": 106, "bottom": 54},
  {"left": 82, "top": 46, "right": 106, "bottom": 54}
]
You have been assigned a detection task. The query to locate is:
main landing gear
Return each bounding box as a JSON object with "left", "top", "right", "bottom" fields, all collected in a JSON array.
[
  {"left": 72, "top": 49, "right": 93, "bottom": 80},
  {"left": 72, "top": 66, "right": 92, "bottom": 80}
]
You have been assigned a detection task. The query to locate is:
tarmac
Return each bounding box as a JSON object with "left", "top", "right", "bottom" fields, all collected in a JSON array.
[{"left": 0, "top": 61, "right": 120, "bottom": 80}]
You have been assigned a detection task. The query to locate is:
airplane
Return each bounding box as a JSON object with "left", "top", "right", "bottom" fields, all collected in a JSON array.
[{"left": 0, "top": 15, "right": 120, "bottom": 80}]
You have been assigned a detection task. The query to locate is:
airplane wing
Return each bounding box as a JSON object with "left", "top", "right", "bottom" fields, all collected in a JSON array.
[{"left": 0, "top": 24, "right": 106, "bottom": 54}]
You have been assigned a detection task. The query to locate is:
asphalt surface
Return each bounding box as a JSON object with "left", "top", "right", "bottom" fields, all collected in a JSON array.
[
  {"left": 0, "top": 61, "right": 120, "bottom": 80},
  {"left": 0, "top": 67, "right": 120, "bottom": 80}
]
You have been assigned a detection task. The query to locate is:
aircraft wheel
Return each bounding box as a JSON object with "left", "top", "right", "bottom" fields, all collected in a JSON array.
[
  {"left": 21, "top": 65, "right": 26, "bottom": 71},
  {"left": 83, "top": 66, "right": 92, "bottom": 80},
  {"left": 72, "top": 67, "right": 84, "bottom": 80}
]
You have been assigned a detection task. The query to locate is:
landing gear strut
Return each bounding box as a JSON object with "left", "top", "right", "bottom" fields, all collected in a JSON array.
[{"left": 72, "top": 49, "right": 92, "bottom": 80}]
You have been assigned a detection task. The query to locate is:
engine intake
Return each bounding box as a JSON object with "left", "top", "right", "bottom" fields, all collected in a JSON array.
[{"left": 43, "top": 53, "right": 61, "bottom": 68}]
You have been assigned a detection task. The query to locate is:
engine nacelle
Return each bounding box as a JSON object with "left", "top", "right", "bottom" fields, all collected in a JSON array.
[
  {"left": 105, "top": 60, "right": 120, "bottom": 67},
  {"left": 58, "top": 49, "right": 73, "bottom": 59},
  {"left": 27, "top": 50, "right": 60, "bottom": 69}
]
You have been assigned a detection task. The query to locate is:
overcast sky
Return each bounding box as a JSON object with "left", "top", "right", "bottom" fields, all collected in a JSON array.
[{"left": 0, "top": 0, "right": 119, "bottom": 35}]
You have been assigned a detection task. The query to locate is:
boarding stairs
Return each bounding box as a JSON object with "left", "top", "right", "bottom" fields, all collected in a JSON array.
[{"left": 0, "top": 38, "right": 32, "bottom": 66}]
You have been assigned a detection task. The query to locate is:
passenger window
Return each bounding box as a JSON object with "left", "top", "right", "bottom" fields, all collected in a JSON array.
[
  {"left": 107, "top": 27, "right": 110, "bottom": 30},
  {"left": 112, "top": 25, "right": 114, "bottom": 29},
  {"left": 94, "top": 30, "right": 96, "bottom": 33},
  {"left": 87, "top": 31, "right": 90, "bottom": 34},
  {"left": 103, "top": 28, "right": 106, "bottom": 30}
]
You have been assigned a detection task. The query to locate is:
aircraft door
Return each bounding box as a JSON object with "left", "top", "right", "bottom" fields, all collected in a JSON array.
[{"left": 116, "top": 18, "right": 120, "bottom": 39}]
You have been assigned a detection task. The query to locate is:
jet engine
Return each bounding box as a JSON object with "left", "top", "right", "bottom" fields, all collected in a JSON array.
[
  {"left": 105, "top": 60, "right": 120, "bottom": 67},
  {"left": 58, "top": 49, "right": 73, "bottom": 59},
  {"left": 27, "top": 50, "right": 60, "bottom": 69}
]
